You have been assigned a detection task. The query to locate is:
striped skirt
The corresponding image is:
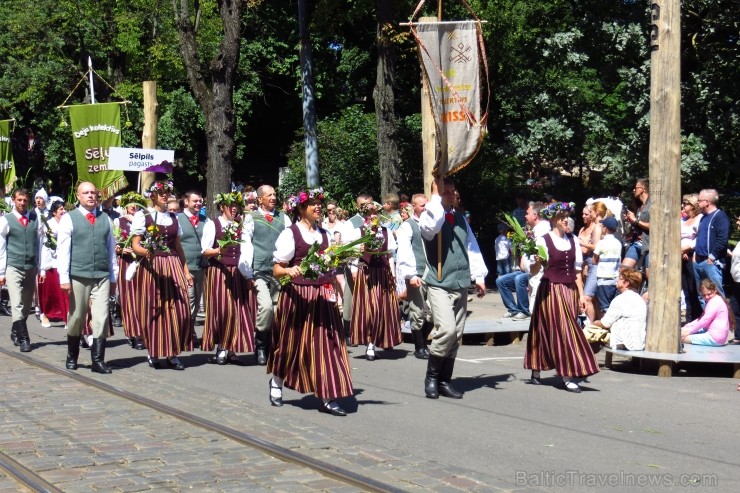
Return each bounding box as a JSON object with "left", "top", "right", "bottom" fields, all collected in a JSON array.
[
  {"left": 350, "top": 262, "right": 402, "bottom": 348},
  {"left": 118, "top": 255, "right": 143, "bottom": 339},
  {"left": 202, "top": 263, "right": 256, "bottom": 353},
  {"left": 268, "top": 283, "right": 353, "bottom": 400},
  {"left": 134, "top": 255, "right": 193, "bottom": 358},
  {"left": 524, "top": 279, "right": 599, "bottom": 377},
  {"left": 37, "top": 268, "right": 68, "bottom": 322}
]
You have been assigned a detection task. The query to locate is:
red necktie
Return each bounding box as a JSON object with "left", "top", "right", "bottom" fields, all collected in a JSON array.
[
  {"left": 19, "top": 216, "right": 29, "bottom": 227},
  {"left": 445, "top": 212, "right": 454, "bottom": 225},
  {"left": 190, "top": 215, "right": 199, "bottom": 227},
  {"left": 86, "top": 212, "right": 96, "bottom": 225}
]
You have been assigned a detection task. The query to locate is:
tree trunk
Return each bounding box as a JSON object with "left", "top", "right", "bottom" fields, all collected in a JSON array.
[
  {"left": 298, "top": 0, "right": 319, "bottom": 188},
  {"left": 373, "top": 0, "right": 400, "bottom": 197},
  {"left": 173, "top": 0, "right": 242, "bottom": 215}
]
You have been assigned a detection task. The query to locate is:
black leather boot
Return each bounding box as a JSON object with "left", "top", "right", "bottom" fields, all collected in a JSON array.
[
  {"left": 438, "top": 357, "right": 463, "bottom": 399},
  {"left": 344, "top": 320, "right": 357, "bottom": 347},
  {"left": 91, "top": 338, "right": 112, "bottom": 374},
  {"left": 10, "top": 321, "right": 20, "bottom": 346},
  {"left": 66, "top": 336, "right": 81, "bottom": 370},
  {"left": 425, "top": 355, "right": 444, "bottom": 399},
  {"left": 110, "top": 297, "right": 122, "bottom": 328},
  {"left": 412, "top": 329, "right": 429, "bottom": 359},
  {"left": 17, "top": 320, "right": 31, "bottom": 352},
  {"left": 255, "top": 331, "right": 269, "bottom": 366}
]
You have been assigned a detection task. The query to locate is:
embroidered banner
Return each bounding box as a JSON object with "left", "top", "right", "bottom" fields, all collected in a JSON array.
[
  {"left": 413, "top": 20, "right": 487, "bottom": 176},
  {"left": 68, "top": 103, "right": 127, "bottom": 197},
  {"left": 0, "top": 120, "right": 16, "bottom": 194}
]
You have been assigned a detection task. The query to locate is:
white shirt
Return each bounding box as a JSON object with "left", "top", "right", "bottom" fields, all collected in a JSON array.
[
  {"left": 131, "top": 208, "right": 183, "bottom": 236},
  {"left": 535, "top": 231, "right": 584, "bottom": 272},
  {"left": 418, "top": 194, "right": 488, "bottom": 283},
  {"left": 39, "top": 217, "right": 62, "bottom": 274},
  {"left": 495, "top": 234, "right": 511, "bottom": 260},
  {"left": 243, "top": 207, "right": 292, "bottom": 267},
  {"left": 522, "top": 220, "right": 552, "bottom": 274},
  {"left": 396, "top": 216, "right": 421, "bottom": 280},
  {"left": 201, "top": 216, "right": 253, "bottom": 279},
  {"left": 601, "top": 289, "right": 647, "bottom": 350},
  {"left": 0, "top": 210, "right": 44, "bottom": 277},
  {"left": 273, "top": 222, "right": 333, "bottom": 264},
  {"left": 56, "top": 206, "right": 118, "bottom": 284}
]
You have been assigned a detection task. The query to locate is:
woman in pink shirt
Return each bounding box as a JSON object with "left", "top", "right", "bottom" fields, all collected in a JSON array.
[{"left": 681, "top": 279, "right": 733, "bottom": 346}]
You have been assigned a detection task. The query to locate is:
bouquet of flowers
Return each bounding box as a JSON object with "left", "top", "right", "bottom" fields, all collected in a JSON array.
[
  {"left": 365, "top": 217, "right": 387, "bottom": 252},
  {"left": 279, "top": 232, "right": 374, "bottom": 286},
  {"left": 503, "top": 213, "right": 548, "bottom": 261},
  {"left": 113, "top": 225, "right": 131, "bottom": 249},
  {"left": 217, "top": 221, "right": 244, "bottom": 249},
  {"left": 40, "top": 215, "right": 57, "bottom": 250},
  {"left": 141, "top": 223, "right": 170, "bottom": 254}
]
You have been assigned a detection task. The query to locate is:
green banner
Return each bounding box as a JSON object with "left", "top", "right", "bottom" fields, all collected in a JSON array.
[
  {"left": 0, "top": 120, "right": 15, "bottom": 195},
  {"left": 68, "top": 103, "right": 127, "bottom": 197}
]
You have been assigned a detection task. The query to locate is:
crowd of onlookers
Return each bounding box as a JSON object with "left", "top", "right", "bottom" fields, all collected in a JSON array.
[{"left": 493, "top": 180, "right": 739, "bottom": 352}]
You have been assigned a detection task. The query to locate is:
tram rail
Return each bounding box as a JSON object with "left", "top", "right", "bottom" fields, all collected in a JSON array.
[{"left": 0, "top": 346, "right": 407, "bottom": 493}]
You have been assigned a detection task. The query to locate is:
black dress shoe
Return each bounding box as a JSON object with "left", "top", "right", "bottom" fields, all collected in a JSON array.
[
  {"left": 365, "top": 347, "right": 376, "bottom": 361},
  {"left": 414, "top": 348, "right": 430, "bottom": 359},
  {"left": 269, "top": 379, "right": 283, "bottom": 407},
  {"left": 319, "top": 400, "right": 347, "bottom": 416},
  {"left": 216, "top": 350, "right": 228, "bottom": 365},
  {"left": 19, "top": 340, "right": 32, "bottom": 353},
  {"left": 166, "top": 357, "right": 185, "bottom": 370},
  {"left": 65, "top": 358, "right": 78, "bottom": 370},
  {"left": 147, "top": 357, "right": 161, "bottom": 369},
  {"left": 564, "top": 382, "right": 582, "bottom": 393},
  {"left": 134, "top": 338, "right": 146, "bottom": 350},
  {"left": 529, "top": 372, "right": 542, "bottom": 385}
]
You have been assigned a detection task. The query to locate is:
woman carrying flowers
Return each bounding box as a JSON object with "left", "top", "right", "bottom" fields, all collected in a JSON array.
[
  {"left": 131, "top": 180, "right": 193, "bottom": 370},
  {"left": 200, "top": 192, "right": 256, "bottom": 364},
  {"left": 37, "top": 200, "right": 68, "bottom": 326},
  {"left": 114, "top": 191, "right": 146, "bottom": 350},
  {"left": 525, "top": 202, "right": 599, "bottom": 393},
  {"left": 347, "top": 201, "right": 401, "bottom": 361},
  {"left": 268, "top": 188, "right": 353, "bottom": 416}
]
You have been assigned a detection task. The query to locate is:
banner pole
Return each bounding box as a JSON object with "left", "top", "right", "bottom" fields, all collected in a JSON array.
[{"left": 88, "top": 57, "right": 96, "bottom": 104}]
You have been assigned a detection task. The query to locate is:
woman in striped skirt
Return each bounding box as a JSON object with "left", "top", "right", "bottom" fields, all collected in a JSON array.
[
  {"left": 348, "top": 201, "right": 401, "bottom": 360},
  {"left": 200, "top": 192, "right": 255, "bottom": 364},
  {"left": 525, "top": 202, "right": 599, "bottom": 393},
  {"left": 131, "top": 180, "right": 193, "bottom": 370},
  {"left": 114, "top": 192, "right": 146, "bottom": 350},
  {"left": 268, "top": 188, "right": 353, "bottom": 416}
]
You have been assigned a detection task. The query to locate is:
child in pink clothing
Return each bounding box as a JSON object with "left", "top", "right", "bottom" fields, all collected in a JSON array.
[{"left": 681, "top": 279, "right": 733, "bottom": 346}]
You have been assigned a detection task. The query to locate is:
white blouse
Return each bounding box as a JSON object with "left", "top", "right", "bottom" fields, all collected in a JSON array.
[
  {"left": 39, "top": 217, "right": 61, "bottom": 274},
  {"left": 535, "top": 231, "right": 584, "bottom": 271},
  {"left": 200, "top": 216, "right": 253, "bottom": 279},
  {"left": 273, "top": 223, "right": 332, "bottom": 264},
  {"left": 131, "top": 208, "right": 183, "bottom": 237}
]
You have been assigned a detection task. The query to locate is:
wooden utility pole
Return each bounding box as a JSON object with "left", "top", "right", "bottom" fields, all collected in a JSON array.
[
  {"left": 140, "top": 81, "right": 157, "bottom": 194},
  {"left": 645, "top": 0, "right": 682, "bottom": 376},
  {"left": 298, "top": 0, "right": 319, "bottom": 188}
]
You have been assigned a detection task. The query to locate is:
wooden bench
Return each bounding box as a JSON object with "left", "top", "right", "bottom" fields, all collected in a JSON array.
[
  {"left": 604, "top": 344, "right": 740, "bottom": 378},
  {"left": 401, "top": 318, "right": 529, "bottom": 345}
]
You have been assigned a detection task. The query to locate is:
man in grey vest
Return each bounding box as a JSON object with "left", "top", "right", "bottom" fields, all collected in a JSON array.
[
  {"left": 338, "top": 193, "right": 373, "bottom": 344},
  {"left": 396, "top": 193, "right": 431, "bottom": 359},
  {"left": 57, "top": 182, "right": 118, "bottom": 374},
  {"left": 178, "top": 190, "right": 209, "bottom": 344},
  {"left": 420, "top": 177, "right": 488, "bottom": 399},
  {"left": 0, "top": 188, "right": 41, "bottom": 352},
  {"left": 246, "top": 184, "right": 291, "bottom": 365}
]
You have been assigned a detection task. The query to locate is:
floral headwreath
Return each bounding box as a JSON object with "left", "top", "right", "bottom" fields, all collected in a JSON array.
[
  {"left": 244, "top": 190, "right": 258, "bottom": 203},
  {"left": 540, "top": 201, "right": 576, "bottom": 219},
  {"left": 214, "top": 192, "right": 246, "bottom": 208},
  {"left": 359, "top": 201, "right": 383, "bottom": 215},
  {"left": 399, "top": 201, "right": 413, "bottom": 216},
  {"left": 147, "top": 180, "right": 174, "bottom": 196},
  {"left": 119, "top": 191, "right": 145, "bottom": 208},
  {"left": 284, "top": 187, "right": 325, "bottom": 214}
]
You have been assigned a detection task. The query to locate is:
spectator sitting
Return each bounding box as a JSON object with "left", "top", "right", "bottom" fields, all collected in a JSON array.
[
  {"left": 681, "top": 279, "right": 733, "bottom": 346},
  {"left": 494, "top": 223, "right": 512, "bottom": 277},
  {"left": 593, "top": 217, "right": 623, "bottom": 316},
  {"left": 591, "top": 268, "right": 647, "bottom": 350}
]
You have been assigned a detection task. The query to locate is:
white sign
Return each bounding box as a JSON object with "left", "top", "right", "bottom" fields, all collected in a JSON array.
[{"left": 108, "top": 147, "right": 174, "bottom": 172}]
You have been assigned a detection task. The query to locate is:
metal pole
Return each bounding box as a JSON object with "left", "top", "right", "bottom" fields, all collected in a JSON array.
[{"left": 88, "top": 57, "right": 96, "bottom": 104}]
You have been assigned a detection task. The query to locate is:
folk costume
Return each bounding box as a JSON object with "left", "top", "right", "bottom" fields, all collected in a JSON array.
[
  {"left": 268, "top": 188, "right": 353, "bottom": 416},
  {"left": 525, "top": 202, "right": 599, "bottom": 393},
  {"left": 37, "top": 212, "right": 68, "bottom": 323},
  {"left": 201, "top": 193, "right": 256, "bottom": 364}
]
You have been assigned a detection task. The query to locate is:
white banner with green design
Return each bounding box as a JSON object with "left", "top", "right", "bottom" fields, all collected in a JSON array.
[
  {"left": 68, "top": 103, "right": 127, "bottom": 197},
  {"left": 1, "top": 120, "right": 16, "bottom": 195}
]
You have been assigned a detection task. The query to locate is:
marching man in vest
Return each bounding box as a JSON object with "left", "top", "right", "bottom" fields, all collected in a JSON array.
[
  {"left": 0, "top": 188, "right": 42, "bottom": 352},
  {"left": 396, "top": 193, "right": 431, "bottom": 359},
  {"left": 177, "top": 190, "right": 209, "bottom": 344},
  {"left": 246, "top": 184, "right": 291, "bottom": 365},
  {"left": 420, "top": 176, "right": 488, "bottom": 399},
  {"left": 57, "top": 182, "right": 119, "bottom": 373}
]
